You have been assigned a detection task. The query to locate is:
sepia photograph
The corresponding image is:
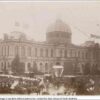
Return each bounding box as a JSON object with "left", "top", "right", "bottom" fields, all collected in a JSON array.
[{"left": 0, "top": 1, "right": 100, "bottom": 96}]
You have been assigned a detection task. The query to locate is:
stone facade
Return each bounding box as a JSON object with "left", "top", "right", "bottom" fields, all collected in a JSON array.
[{"left": 0, "top": 19, "right": 99, "bottom": 75}]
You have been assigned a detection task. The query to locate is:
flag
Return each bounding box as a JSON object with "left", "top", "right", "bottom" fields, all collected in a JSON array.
[{"left": 90, "top": 34, "right": 100, "bottom": 39}]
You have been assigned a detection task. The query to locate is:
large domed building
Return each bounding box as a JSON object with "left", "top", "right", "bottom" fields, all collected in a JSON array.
[
  {"left": 0, "top": 19, "right": 99, "bottom": 75},
  {"left": 46, "top": 19, "right": 72, "bottom": 44}
]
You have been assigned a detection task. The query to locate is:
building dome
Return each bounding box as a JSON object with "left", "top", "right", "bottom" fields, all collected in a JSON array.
[
  {"left": 47, "top": 19, "right": 71, "bottom": 33},
  {"left": 46, "top": 19, "right": 72, "bottom": 44}
]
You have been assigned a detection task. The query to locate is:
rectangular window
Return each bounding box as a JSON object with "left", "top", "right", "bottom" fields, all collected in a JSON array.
[
  {"left": 28, "top": 47, "right": 31, "bottom": 57},
  {"left": 35, "top": 48, "right": 37, "bottom": 57},
  {"left": 46, "top": 49, "right": 48, "bottom": 57},
  {"left": 21, "top": 46, "right": 25, "bottom": 56},
  {"left": 40, "top": 48, "right": 43, "bottom": 57},
  {"left": 60, "top": 49, "right": 62, "bottom": 57},
  {"left": 70, "top": 50, "right": 72, "bottom": 57},
  {"left": 4, "top": 46, "right": 6, "bottom": 56},
  {"left": 67, "top": 50, "right": 70, "bottom": 57},
  {"left": 64, "top": 50, "right": 67, "bottom": 57},
  {"left": 15, "top": 46, "right": 19, "bottom": 56},
  {"left": 7, "top": 46, "right": 9, "bottom": 56},
  {"left": 51, "top": 49, "right": 53, "bottom": 57}
]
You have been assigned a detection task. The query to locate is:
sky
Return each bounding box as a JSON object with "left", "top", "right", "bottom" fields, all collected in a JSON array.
[{"left": 0, "top": 1, "right": 100, "bottom": 45}]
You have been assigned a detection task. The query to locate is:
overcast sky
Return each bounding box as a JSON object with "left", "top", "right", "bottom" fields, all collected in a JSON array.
[{"left": 0, "top": 1, "right": 100, "bottom": 45}]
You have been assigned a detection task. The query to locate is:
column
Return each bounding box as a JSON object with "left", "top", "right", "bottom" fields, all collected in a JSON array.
[
  {"left": 19, "top": 46, "right": 21, "bottom": 57},
  {"left": 25, "top": 62, "right": 28, "bottom": 73}
]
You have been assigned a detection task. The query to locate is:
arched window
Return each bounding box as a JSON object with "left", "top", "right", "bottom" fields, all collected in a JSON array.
[
  {"left": 28, "top": 47, "right": 31, "bottom": 57},
  {"left": 7, "top": 46, "right": 9, "bottom": 56},
  {"left": 74, "top": 51, "right": 76, "bottom": 57},
  {"left": 64, "top": 50, "right": 67, "bottom": 57},
  {"left": 4, "top": 62, "right": 6, "bottom": 71},
  {"left": 45, "top": 63, "right": 49, "bottom": 73},
  {"left": 35, "top": 48, "right": 37, "bottom": 57},
  {"left": 15, "top": 46, "right": 19, "bottom": 56},
  {"left": 50, "top": 63, "right": 53, "bottom": 72},
  {"left": 78, "top": 51, "right": 80, "bottom": 58},
  {"left": 40, "top": 48, "right": 43, "bottom": 57},
  {"left": 40, "top": 63, "right": 42, "bottom": 66},
  {"left": 60, "top": 49, "right": 62, "bottom": 57},
  {"left": 77, "top": 63, "right": 83, "bottom": 74},
  {"left": 46, "top": 49, "right": 48, "bottom": 57},
  {"left": 40, "top": 63, "right": 43, "bottom": 72},
  {"left": 76, "top": 51, "right": 79, "bottom": 57},
  {"left": 67, "top": 50, "right": 70, "bottom": 57},
  {"left": 85, "top": 52, "right": 88, "bottom": 59},
  {"left": 8, "top": 62, "right": 10, "bottom": 69},
  {"left": 28, "top": 63, "right": 31, "bottom": 67},
  {"left": 28, "top": 63, "right": 31, "bottom": 72},
  {"left": 51, "top": 49, "right": 53, "bottom": 57},
  {"left": 4, "top": 46, "right": 6, "bottom": 56},
  {"left": 82, "top": 52, "right": 84, "bottom": 59},
  {"left": 70, "top": 49, "right": 72, "bottom": 57},
  {"left": 33, "top": 62, "right": 37, "bottom": 72},
  {"left": 80, "top": 52, "right": 82, "bottom": 58},
  {"left": 72, "top": 50, "right": 76, "bottom": 57},
  {"left": 21, "top": 46, "right": 25, "bottom": 56},
  {"left": 72, "top": 50, "right": 74, "bottom": 57},
  {"left": 1, "top": 62, "right": 3, "bottom": 71}
]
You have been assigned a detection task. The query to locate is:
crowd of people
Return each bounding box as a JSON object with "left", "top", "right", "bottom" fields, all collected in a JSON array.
[
  {"left": 0, "top": 75, "right": 43, "bottom": 94},
  {"left": 0, "top": 74, "right": 96, "bottom": 95}
]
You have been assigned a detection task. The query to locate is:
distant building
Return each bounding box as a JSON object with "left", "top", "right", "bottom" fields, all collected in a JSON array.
[{"left": 0, "top": 19, "right": 99, "bottom": 75}]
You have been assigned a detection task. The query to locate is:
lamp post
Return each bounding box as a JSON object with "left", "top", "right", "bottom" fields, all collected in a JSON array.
[
  {"left": 52, "top": 63, "right": 64, "bottom": 89},
  {"left": 52, "top": 64, "right": 64, "bottom": 78}
]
